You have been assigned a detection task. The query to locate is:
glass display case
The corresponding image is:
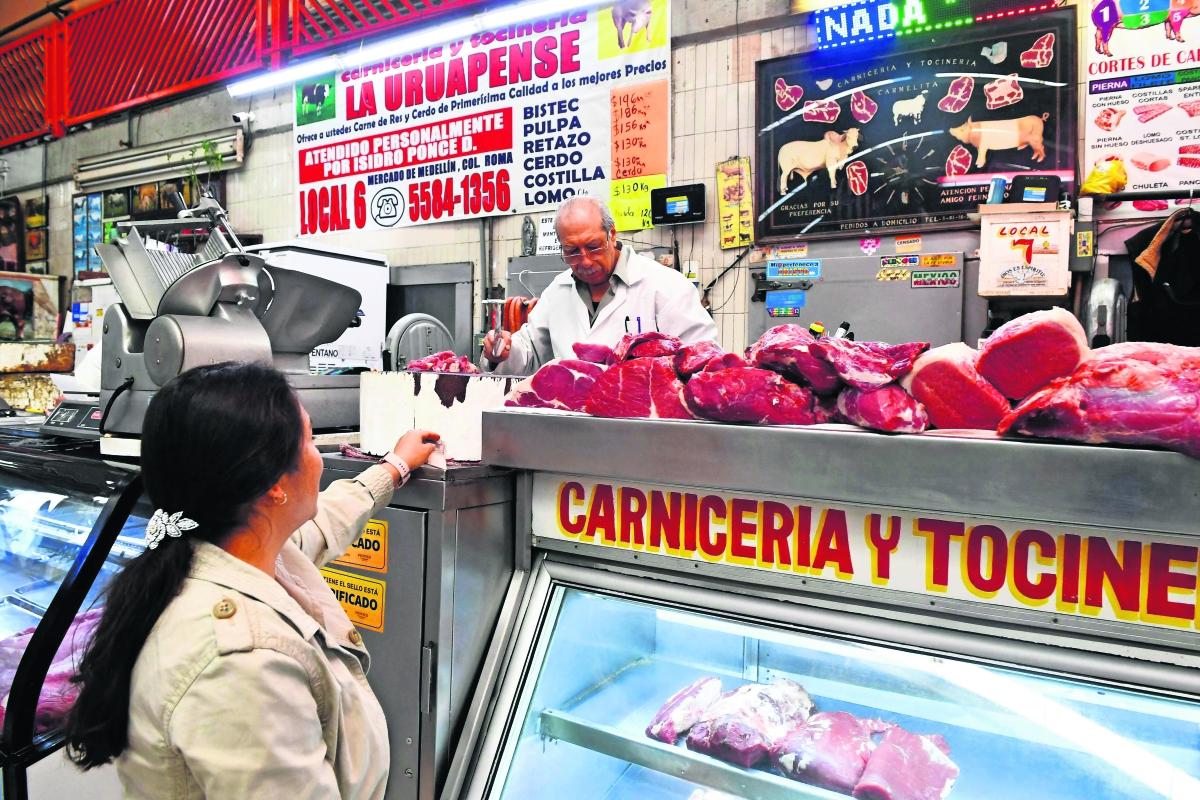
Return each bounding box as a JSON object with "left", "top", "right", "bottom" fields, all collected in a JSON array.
[
  {"left": 0, "top": 445, "right": 145, "bottom": 798},
  {"left": 467, "top": 573, "right": 1200, "bottom": 800}
]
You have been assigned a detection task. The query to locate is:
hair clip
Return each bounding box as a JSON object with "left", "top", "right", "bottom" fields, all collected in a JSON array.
[{"left": 146, "top": 509, "right": 198, "bottom": 549}]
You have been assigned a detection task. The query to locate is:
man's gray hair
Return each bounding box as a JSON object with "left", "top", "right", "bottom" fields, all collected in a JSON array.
[{"left": 554, "top": 195, "right": 615, "bottom": 236}]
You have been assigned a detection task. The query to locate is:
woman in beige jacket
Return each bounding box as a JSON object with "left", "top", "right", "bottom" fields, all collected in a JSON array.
[{"left": 65, "top": 362, "right": 438, "bottom": 800}]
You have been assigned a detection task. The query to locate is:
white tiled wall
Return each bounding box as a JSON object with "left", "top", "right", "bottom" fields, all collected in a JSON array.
[{"left": 223, "top": 23, "right": 811, "bottom": 355}]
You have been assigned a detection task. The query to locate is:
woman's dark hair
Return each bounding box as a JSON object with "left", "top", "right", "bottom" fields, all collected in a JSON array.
[{"left": 66, "top": 362, "right": 305, "bottom": 768}]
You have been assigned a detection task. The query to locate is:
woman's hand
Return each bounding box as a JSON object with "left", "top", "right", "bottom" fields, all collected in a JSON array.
[{"left": 393, "top": 429, "right": 441, "bottom": 471}]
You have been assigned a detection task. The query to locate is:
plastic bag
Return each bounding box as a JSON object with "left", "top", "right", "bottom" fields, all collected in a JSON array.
[{"left": 1080, "top": 157, "right": 1128, "bottom": 195}]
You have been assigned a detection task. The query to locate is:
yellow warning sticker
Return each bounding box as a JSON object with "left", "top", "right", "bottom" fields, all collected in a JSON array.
[
  {"left": 920, "top": 254, "right": 955, "bottom": 267},
  {"left": 332, "top": 519, "right": 388, "bottom": 573},
  {"left": 320, "top": 567, "right": 386, "bottom": 632}
]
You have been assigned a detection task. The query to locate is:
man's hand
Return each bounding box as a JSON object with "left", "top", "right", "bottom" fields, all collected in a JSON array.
[{"left": 483, "top": 330, "right": 512, "bottom": 363}]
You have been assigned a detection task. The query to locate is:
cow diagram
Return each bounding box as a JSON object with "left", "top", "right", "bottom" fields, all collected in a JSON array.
[{"left": 1091, "top": 0, "right": 1199, "bottom": 55}]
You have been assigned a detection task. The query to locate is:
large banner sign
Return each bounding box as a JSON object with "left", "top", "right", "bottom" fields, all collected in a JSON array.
[
  {"left": 293, "top": 0, "right": 670, "bottom": 235},
  {"left": 755, "top": 12, "right": 1075, "bottom": 241},
  {"left": 1086, "top": 0, "right": 1200, "bottom": 194},
  {"left": 534, "top": 473, "right": 1200, "bottom": 633}
]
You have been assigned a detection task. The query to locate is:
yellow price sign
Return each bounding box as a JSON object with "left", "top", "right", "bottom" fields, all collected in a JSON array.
[
  {"left": 332, "top": 519, "right": 388, "bottom": 573},
  {"left": 610, "top": 173, "right": 666, "bottom": 232},
  {"left": 320, "top": 567, "right": 386, "bottom": 632}
]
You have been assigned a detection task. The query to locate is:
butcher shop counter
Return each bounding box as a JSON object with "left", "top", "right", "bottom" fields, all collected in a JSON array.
[{"left": 435, "top": 409, "right": 1200, "bottom": 800}]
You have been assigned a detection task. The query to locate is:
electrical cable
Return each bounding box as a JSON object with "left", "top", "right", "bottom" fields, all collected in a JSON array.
[{"left": 98, "top": 377, "right": 135, "bottom": 436}]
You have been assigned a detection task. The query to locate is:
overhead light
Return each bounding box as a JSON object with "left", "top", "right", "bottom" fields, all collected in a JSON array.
[
  {"left": 228, "top": 0, "right": 596, "bottom": 97},
  {"left": 74, "top": 126, "right": 245, "bottom": 193}
]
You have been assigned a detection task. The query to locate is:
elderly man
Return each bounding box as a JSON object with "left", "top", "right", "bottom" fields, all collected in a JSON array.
[{"left": 482, "top": 195, "right": 717, "bottom": 374}]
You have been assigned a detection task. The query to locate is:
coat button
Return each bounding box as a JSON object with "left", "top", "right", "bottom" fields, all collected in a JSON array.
[
  {"left": 348, "top": 629, "right": 363, "bottom": 645},
  {"left": 213, "top": 599, "right": 237, "bottom": 619}
]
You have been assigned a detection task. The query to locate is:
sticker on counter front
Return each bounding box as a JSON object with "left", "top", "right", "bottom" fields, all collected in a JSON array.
[
  {"left": 776, "top": 243, "right": 809, "bottom": 258},
  {"left": 895, "top": 235, "right": 922, "bottom": 253},
  {"left": 920, "top": 254, "right": 955, "bottom": 268},
  {"left": 766, "top": 260, "right": 820, "bottom": 279},
  {"left": 876, "top": 268, "right": 911, "bottom": 281},
  {"left": 534, "top": 474, "right": 1200, "bottom": 633},
  {"left": 859, "top": 237, "right": 880, "bottom": 255},
  {"left": 880, "top": 255, "right": 919, "bottom": 269},
  {"left": 320, "top": 568, "right": 386, "bottom": 632},
  {"left": 1077, "top": 230, "right": 1094, "bottom": 258},
  {"left": 766, "top": 289, "right": 805, "bottom": 317},
  {"left": 332, "top": 519, "right": 388, "bottom": 572},
  {"left": 911, "top": 270, "right": 960, "bottom": 289}
]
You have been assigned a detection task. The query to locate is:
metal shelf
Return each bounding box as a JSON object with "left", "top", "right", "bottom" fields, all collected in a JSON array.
[{"left": 539, "top": 708, "right": 844, "bottom": 800}]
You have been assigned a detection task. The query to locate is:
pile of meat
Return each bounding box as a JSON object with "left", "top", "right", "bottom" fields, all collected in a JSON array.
[
  {"left": 646, "top": 676, "right": 959, "bottom": 800},
  {"left": 0, "top": 609, "right": 101, "bottom": 734},
  {"left": 407, "top": 351, "right": 480, "bottom": 374}
]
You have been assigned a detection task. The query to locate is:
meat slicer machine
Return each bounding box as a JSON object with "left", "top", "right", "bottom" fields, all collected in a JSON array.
[{"left": 43, "top": 198, "right": 363, "bottom": 449}]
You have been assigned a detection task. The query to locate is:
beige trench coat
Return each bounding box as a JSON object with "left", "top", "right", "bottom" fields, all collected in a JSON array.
[{"left": 116, "top": 464, "right": 396, "bottom": 800}]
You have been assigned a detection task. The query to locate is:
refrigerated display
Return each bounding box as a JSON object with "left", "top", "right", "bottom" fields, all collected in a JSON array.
[
  {"left": 0, "top": 446, "right": 146, "bottom": 798},
  {"left": 445, "top": 409, "right": 1200, "bottom": 800}
]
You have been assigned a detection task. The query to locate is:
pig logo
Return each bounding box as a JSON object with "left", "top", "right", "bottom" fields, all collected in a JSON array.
[
  {"left": 372, "top": 188, "right": 404, "bottom": 227},
  {"left": 949, "top": 113, "right": 1049, "bottom": 167},
  {"left": 612, "top": 0, "right": 653, "bottom": 48}
]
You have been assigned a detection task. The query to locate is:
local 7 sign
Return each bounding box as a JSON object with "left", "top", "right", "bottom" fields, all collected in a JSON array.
[{"left": 533, "top": 474, "right": 1200, "bottom": 631}]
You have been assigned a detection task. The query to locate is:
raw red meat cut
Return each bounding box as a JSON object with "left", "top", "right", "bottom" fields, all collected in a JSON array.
[
  {"left": 937, "top": 77, "right": 974, "bottom": 113},
  {"left": 1179, "top": 157, "right": 1200, "bottom": 168},
  {"left": 0, "top": 609, "right": 101, "bottom": 734},
  {"left": 1181, "top": 144, "right": 1200, "bottom": 154},
  {"left": 686, "top": 679, "right": 815, "bottom": 768},
  {"left": 646, "top": 676, "right": 723, "bottom": 744},
  {"left": 584, "top": 357, "right": 693, "bottom": 419},
  {"left": 847, "top": 161, "right": 870, "bottom": 195},
  {"left": 1000, "top": 342, "right": 1200, "bottom": 459},
  {"left": 1130, "top": 151, "right": 1170, "bottom": 171},
  {"left": 976, "top": 308, "right": 1089, "bottom": 400},
  {"left": 852, "top": 727, "right": 959, "bottom": 800},
  {"left": 1094, "top": 107, "right": 1125, "bottom": 131},
  {"left": 612, "top": 331, "right": 684, "bottom": 362},
  {"left": 1019, "top": 33, "right": 1055, "bottom": 68},
  {"left": 772, "top": 712, "right": 893, "bottom": 794},
  {"left": 685, "top": 367, "right": 816, "bottom": 425},
  {"left": 802, "top": 99, "right": 841, "bottom": 123},
  {"left": 1134, "top": 199, "right": 1170, "bottom": 211},
  {"left": 984, "top": 75, "right": 1023, "bottom": 109},
  {"left": 572, "top": 342, "right": 613, "bottom": 364},
  {"left": 408, "top": 350, "right": 480, "bottom": 373},
  {"left": 900, "top": 343, "right": 1010, "bottom": 430},
  {"left": 675, "top": 340, "right": 726, "bottom": 377},
  {"left": 945, "top": 145, "right": 972, "bottom": 177},
  {"left": 505, "top": 359, "right": 604, "bottom": 412},
  {"left": 1180, "top": 100, "right": 1200, "bottom": 117},
  {"left": 747, "top": 325, "right": 842, "bottom": 394},
  {"left": 703, "top": 353, "right": 750, "bottom": 372},
  {"left": 775, "top": 78, "right": 804, "bottom": 111},
  {"left": 813, "top": 393, "right": 847, "bottom": 424},
  {"left": 1134, "top": 103, "right": 1172, "bottom": 123},
  {"left": 809, "top": 338, "right": 930, "bottom": 392},
  {"left": 838, "top": 385, "right": 930, "bottom": 433},
  {"left": 851, "top": 91, "right": 878, "bottom": 123}
]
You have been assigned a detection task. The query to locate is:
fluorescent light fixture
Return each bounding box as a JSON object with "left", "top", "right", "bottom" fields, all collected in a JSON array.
[{"left": 229, "top": 0, "right": 596, "bottom": 97}]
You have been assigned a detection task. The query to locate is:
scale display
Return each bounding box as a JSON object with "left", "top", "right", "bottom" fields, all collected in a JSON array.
[
  {"left": 766, "top": 289, "right": 807, "bottom": 317},
  {"left": 813, "top": 0, "right": 1059, "bottom": 49}
]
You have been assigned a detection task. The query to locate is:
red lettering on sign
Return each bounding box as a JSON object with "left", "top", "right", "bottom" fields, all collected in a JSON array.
[
  {"left": 760, "top": 501, "right": 793, "bottom": 566},
  {"left": 699, "top": 495, "right": 726, "bottom": 558},
  {"left": 585, "top": 484, "right": 615, "bottom": 542},
  {"left": 619, "top": 487, "right": 647, "bottom": 546},
  {"left": 557, "top": 481, "right": 586, "bottom": 535},
  {"left": 649, "top": 491, "right": 682, "bottom": 552},
  {"left": 866, "top": 514, "right": 901, "bottom": 582},
  {"left": 1084, "top": 538, "right": 1142, "bottom": 616},
  {"left": 467, "top": 52, "right": 488, "bottom": 92},
  {"left": 812, "top": 509, "right": 853, "bottom": 578},
  {"left": 729, "top": 498, "right": 757, "bottom": 561},
  {"left": 684, "top": 493, "right": 699, "bottom": 553},
  {"left": 426, "top": 62, "right": 446, "bottom": 102},
  {"left": 1059, "top": 534, "right": 1081, "bottom": 605},
  {"left": 965, "top": 525, "right": 1007, "bottom": 596},
  {"left": 1146, "top": 542, "right": 1197, "bottom": 622},
  {"left": 1012, "top": 529, "right": 1056, "bottom": 601},
  {"left": 794, "top": 505, "right": 812, "bottom": 570},
  {"left": 915, "top": 518, "right": 965, "bottom": 590}
]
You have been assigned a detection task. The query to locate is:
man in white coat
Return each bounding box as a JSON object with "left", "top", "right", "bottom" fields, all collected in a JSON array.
[{"left": 482, "top": 195, "right": 718, "bottom": 374}]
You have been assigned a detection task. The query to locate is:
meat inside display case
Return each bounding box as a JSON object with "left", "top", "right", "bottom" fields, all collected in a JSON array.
[{"left": 487, "top": 588, "right": 1200, "bottom": 800}]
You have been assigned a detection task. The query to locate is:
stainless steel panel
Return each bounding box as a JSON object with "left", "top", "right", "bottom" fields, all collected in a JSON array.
[
  {"left": 481, "top": 409, "right": 1200, "bottom": 536},
  {"left": 391, "top": 263, "right": 474, "bottom": 285},
  {"left": 540, "top": 709, "right": 834, "bottom": 800},
  {"left": 506, "top": 256, "right": 564, "bottom": 298}
]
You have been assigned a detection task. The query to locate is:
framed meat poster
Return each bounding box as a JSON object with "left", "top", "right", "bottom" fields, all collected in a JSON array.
[
  {"left": 754, "top": 11, "right": 1076, "bottom": 241},
  {"left": 1086, "top": 0, "right": 1200, "bottom": 194}
]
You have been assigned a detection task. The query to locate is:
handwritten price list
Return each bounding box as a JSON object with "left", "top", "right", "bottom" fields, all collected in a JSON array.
[{"left": 609, "top": 80, "right": 668, "bottom": 231}]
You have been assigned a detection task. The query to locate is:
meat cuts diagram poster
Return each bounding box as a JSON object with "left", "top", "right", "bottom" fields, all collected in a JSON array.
[
  {"left": 755, "top": 12, "right": 1075, "bottom": 241},
  {"left": 1087, "top": 0, "right": 1200, "bottom": 193},
  {"left": 293, "top": 0, "right": 670, "bottom": 235}
]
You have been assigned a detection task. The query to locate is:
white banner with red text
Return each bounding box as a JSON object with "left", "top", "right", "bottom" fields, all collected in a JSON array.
[
  {"left": 533, "top": 473, "right": 1200, "bottom": 633},
  {"left": 292, "top": 0, "right": 670, "bottom": 234}
]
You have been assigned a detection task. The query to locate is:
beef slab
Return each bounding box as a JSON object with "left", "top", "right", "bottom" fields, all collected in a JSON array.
[
  {"left": 675, "top": 340, "right": 726, "bottom": 377},
  {"left": 646, "top": 676, "right": 723, "bottom": 744},
  {"left": 573, "top": 342, "right": 614, "bottom": 364},
  {"left": 408, "top": 350, "right": 480, "bottom": 373},
  {"left": 900, "top": 343, "right": 1010, "bottom": 430},
  {"left": 584, "top": 357, "right": 694, "bottom": 419},
  {"left": 838, "top": 385, "right": 929, "bottom": 434},
  {"left": 852, "top": 727, "right": 959, "bottom": 800},
  {"left": 747, "top": 325, "right": 842, "bottom": 393},
  {"left": 685, "top": 367, "right": 816, "bottom": 425},
  {"left": 612, "top": 332, "right": 684, "bottom": 363},
  {"left": 772, "top": 712, "right": 893, "bottom": 794},
  {"left": 976, "top": 308, "right": 1089, "bottom": 400},
  {"left": 1000, "top": 342, "right": 1200, "bottom": 458},
  {"left": 505, "top": 359, "right": 604, "bottom": 412},
  {"left": 686, "top": 679, "right": 815, "bottom": 768},
  {"left": 809, "top": 339, "right": 929, "bottom": 392}
]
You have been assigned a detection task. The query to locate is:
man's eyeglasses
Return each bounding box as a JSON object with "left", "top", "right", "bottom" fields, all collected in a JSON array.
[{"left": 560, "top": 235, "right": 611, "bottom": 264}]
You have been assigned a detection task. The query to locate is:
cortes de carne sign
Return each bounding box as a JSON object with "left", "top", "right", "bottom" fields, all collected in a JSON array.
[{"left": 533, "top": 474, "right": 1200, "bottom": 631}]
